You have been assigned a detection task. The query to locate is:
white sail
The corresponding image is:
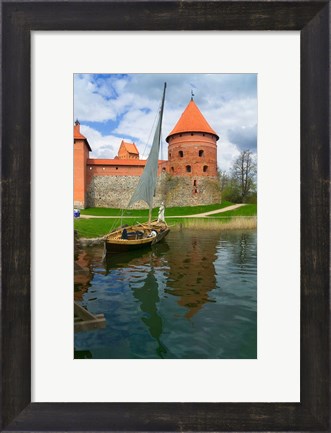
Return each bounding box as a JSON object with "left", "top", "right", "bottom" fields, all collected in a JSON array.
[{"left": 128, "top": 84, "right": 166, "bottom": 209}]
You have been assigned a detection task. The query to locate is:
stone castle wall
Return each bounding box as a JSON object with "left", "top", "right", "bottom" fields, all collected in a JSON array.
[
  {"left": 86, "top": 173, "right": 221, "bottom": 209},
  {"left": 163, "top": 175, "right": 221, "bottom": 207}
]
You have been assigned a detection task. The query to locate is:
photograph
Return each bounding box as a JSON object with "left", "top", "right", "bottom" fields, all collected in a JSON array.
[{"left": 73, "top": 73, "right": 257, "bottom": 359}]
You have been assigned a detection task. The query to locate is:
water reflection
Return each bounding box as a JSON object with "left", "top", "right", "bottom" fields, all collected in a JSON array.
[
  {"left": 104, "top": 246, "right": 169, "bottom": 358},
  {"left": 165, "top": 231, "right": 218, "bottom": 318},
  {"left": 237, "top": 233, "right": 251, "bottom": 268},
  {"left": 132, "top": 269, "right": 167, "bottom": 358},
  {"left": 74, "top": 250, "right": 92, "bottom": 301},
  {"left": 74, "top": 229, "right": 257, "bottom": 359}
]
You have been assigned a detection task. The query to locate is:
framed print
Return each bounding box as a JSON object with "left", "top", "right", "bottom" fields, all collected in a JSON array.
[{"left": 1, "top": 1, "right": 330, "bottom": 432}]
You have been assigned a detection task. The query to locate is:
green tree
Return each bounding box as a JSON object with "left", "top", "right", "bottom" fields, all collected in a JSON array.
[{"left": 218, "top": 171, "right": 239, "bottom": 203}]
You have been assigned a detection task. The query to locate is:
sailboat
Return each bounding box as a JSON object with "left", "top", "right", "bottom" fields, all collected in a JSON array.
[{"left": 105, "top": 83, "right": 170, "bottom": 253}]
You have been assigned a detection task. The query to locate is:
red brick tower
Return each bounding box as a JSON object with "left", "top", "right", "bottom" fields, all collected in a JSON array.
[
  {"left": 166, "top": 97, "right": 219, "bottom": 177},
  {"left": 74, "top": 120, "right": 91, "bottom": 209}
]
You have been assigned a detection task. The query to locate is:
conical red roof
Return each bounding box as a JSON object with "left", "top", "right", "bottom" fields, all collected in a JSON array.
[{"left": 166, "top": 99, "right": 219, "bottom": 142}]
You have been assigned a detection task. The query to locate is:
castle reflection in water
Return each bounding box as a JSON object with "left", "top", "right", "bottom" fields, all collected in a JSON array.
[{"left": 74, "top": 229, "right": 257, "bottom": 359}]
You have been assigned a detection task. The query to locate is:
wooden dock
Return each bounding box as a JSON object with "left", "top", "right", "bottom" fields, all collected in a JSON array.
[{"left": 74, "top": 302, "right": 106, "bottom": 333}]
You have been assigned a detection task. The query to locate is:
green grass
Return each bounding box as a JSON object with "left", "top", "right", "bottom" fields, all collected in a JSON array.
[
  {"left": 80, "top": 208, "right": 145, "bottom": 217},
  {"left": 166, "top": 201, "right": 233, "bottom": 216},
  {"left": 74, "top": 218, "right": 113, "bottom": 238},
  {"left": 80, "top": 201, "right": 233, "bottom": 218},
  {"left": 208, "top": 204, "right": 257, "bottom": 218},
  {"left": 74, "top": 202, "right": 257, "bottom": 238},
  {"left": 74, "top": 217, "right": 148, "bottom": 238}
]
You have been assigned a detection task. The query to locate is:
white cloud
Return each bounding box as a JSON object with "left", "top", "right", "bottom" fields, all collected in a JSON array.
[
  {"left": 75, "top": 73, "right": 258, "bottom": 169},
  {"left": 217, "top": 140, "right": 241, "bottom": 172},
  {"left": 74, "top": 75, "right": 117, "bottom": 122},
  {"left": 80, "top": 125, "right": 120, "bottom": 159}
]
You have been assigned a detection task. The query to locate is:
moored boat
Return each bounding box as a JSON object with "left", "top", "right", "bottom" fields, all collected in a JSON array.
[{"left": 105, "top": 220, "right": 169, "bottom": 253}]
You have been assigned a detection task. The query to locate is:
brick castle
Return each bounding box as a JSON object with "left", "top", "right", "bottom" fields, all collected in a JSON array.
[{"left": 74, "top": 97, "right": 221, "bottom": 209}]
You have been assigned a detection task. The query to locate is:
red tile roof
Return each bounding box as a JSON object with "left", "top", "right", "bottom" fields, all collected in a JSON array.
[
  {"left": 121, "top": 140, "right": 139, "bottom": 155},
  {"left": 74, "top": 122, "right": 92, "bottom": 151},
  {"left": 166, "top": 100, "right": 219, "bottom": 142},
  {"left": 74, "top": 125, "right": 86, "bottom": 140}
]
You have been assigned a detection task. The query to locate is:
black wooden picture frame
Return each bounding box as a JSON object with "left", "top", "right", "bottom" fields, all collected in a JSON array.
[{"left": 1, "top": 1, "right": 330, "bottom": 431}]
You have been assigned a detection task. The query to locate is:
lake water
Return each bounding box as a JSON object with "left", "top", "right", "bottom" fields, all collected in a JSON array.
[{"left": 74, "top": 229, "right": 257, "bottom": 359}]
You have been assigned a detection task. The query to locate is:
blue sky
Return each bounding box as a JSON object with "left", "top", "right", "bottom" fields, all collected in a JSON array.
[{"left": 74, "top": 73, "right": 257, "bottom": 171}]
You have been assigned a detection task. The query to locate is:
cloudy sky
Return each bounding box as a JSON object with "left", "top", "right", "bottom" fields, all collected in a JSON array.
[{"left": 74, "top": 73, "right": 257, "bottom": 172}]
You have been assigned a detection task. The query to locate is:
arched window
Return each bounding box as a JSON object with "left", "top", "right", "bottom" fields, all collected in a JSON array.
[
  {"left": 171, "top": 167, "right": 174, "bottom": 173},
  {"left": 199, "top": 150, "right": 204, "bottom": 157},
  {"left": 193, "top": 179, "right": 197, "bottom": 187},
  {"left": 203, "top": 165, "right": 208, "bottom": 173},
  {"left": 179, "top": 150, "right": 184, "bottom": 157},
  {"left": 186, "top": 165, "right": 191, "bottom": 173}
]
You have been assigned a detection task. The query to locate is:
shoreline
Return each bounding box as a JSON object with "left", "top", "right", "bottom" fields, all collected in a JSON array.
[{"left": 76, "top": 217, "right": 257, "bottom": 246}]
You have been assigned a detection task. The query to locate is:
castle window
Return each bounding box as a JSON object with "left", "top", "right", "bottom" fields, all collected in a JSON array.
[
  {"left": 199, "top": 150, "right": 204, "bottom": 157},
  {"left": 203, "top": 165, "right": 208, "bottom": 172},
  {"left": 162, "top": 167, "right": 166, "bottom": 172},
  {"left": 169, "top": 152, "right": 172, "bottom": 158},
  {"left": 179, "top": 150, "right": 184, "bottom": 157},
  {"left": 193, "top": 180, "right": 197, "bottom": 187},
  {"left": 186, "top": 165, "right": 191, "bottom": 173},
  {"left": 171, "top": 167, "right": 174, "bottom": 173},
  {"left": 116, "top": 167, "right": 118, "bottom": 170},
  {"left": 191, "top": 133, "right": 194, "bottom": 136}
]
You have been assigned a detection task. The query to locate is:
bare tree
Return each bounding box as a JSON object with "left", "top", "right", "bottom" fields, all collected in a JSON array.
[
  {"left": 232, "top": 150, "right": 257, "bottom": 203},
  {"left": 217, "top": 169, "right": 229, "bottom": 192}
]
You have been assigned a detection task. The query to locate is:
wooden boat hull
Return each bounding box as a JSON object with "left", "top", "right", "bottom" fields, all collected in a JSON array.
[{"left": 105, "top": 222, "right": 170, "bottom": 253}]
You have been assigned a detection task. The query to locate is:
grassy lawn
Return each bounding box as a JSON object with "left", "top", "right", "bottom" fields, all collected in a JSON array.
[
  {"left": 213, "top": 204, "right": 257, "bottom": 218},
  {"left": 208, "top": 204, "right": 257, "bottom": 218},
  {"left": 74, "top": 217, "right": 145, "bottom": 238},
  {"left": 80, "top": 201, "right": 233, "bottom": 217},
  {"left": 74, "top": 202, "right": 257, "bottom": 238}
]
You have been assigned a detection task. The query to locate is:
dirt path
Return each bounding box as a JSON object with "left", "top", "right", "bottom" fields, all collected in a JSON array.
[
  {"left": 184, "top": 203, "right": 246, "bottom": 217},
  {"left": 79, "top": 204, "right": 246, "bottom": 219}
]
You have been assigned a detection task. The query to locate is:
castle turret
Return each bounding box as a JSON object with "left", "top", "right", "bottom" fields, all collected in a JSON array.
[
  {"left": 166, "top": 98, "right": 219, "bottom": 177},
  {"left": 74, "top": 120, "right": 91, "bottom": 209}
]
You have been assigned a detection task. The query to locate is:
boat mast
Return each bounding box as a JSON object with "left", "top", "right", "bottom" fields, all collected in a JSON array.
[{"left": 148, "top": 82, "right": 167, "bottom": 224}]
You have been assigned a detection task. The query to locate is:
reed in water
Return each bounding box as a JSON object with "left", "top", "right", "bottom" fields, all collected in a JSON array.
[{"left": 173, "top": 217, "right": 257, "bottom": 231}]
